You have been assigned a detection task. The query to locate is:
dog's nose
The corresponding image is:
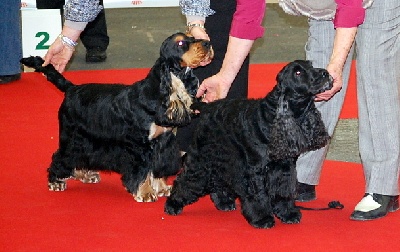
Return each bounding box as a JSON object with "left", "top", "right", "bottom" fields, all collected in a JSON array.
[{"left": 202, "top": 41, "right": 210, "bottom": 48}]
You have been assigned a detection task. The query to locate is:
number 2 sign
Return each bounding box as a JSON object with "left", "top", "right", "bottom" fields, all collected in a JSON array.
[
  {"left": 21, "top": 9, "right": 62, "bottom": 58},
  {"left": 35, "top": 32, "right": 51, "bottom": 50}
]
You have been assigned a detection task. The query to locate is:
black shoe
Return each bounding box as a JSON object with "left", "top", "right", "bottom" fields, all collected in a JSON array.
[
  {"left": 350, "top": 193, "right": 399, "bottom": 221},
  {"left": 86, "top": 48, "right": 107, "bottom": 63},
  {"left": 296, "top": 182, "right": 316, "bottom": 202},
  {"left": 0, "top": 73, "right": 21, "bottom": 84}
]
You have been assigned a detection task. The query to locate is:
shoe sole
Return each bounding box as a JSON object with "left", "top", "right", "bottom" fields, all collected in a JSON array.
[
  {"left": 295, "top": 193, "right": 316, "bottom": 202},
  {"left": 86, "top": 58, "right": 107, "bottom": 63}
]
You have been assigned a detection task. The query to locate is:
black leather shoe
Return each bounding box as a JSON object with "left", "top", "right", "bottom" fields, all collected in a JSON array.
[
  {"left": 86, "top": 48, "right": 107, "bottom": 63},
  {"left": 296, "top": 182, "right": 316, "bottom": 202},
  {"left": 350, "top": 193, "right": 399, "bottom": 221},
  {"left": 0, "top": 73, "right": 21, "bottom": 84}
]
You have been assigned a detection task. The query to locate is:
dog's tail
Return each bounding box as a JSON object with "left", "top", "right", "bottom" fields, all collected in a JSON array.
[{"left": 20, "top": 56, "right": 73, "bottom": 92}]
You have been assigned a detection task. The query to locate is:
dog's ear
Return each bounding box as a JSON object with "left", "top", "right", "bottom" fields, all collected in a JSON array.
[
  {"left": 269, "top": 94, "right": 307, "bottom": 160},
  {"left": 155, "top": 62, "right": 193, "bottom": 127},
  {"left": 298, "top": 107, "right": 330, "bottom": 151}
]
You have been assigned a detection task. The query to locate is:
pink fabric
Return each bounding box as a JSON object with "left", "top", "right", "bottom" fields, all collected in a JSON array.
[
  {"left": 334, "top": 0, "right": 365, "bottom": 28},
  {"left": 230, "top": 0, "right": 266, "bottom": 40}
]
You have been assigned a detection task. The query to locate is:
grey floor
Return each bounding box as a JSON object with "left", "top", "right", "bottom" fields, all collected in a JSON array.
[{"left": 66, "top": 4, "right": 360, "bottom": 163}]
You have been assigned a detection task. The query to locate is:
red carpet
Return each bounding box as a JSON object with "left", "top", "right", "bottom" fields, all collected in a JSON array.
[{"left": 2, "top": 63, "right": 397, "bottom": 252}]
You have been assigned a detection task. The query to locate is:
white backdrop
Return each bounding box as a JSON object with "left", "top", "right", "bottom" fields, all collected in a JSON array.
[{"left": 21, "top": 0, "right": 179, "bottom": 9}]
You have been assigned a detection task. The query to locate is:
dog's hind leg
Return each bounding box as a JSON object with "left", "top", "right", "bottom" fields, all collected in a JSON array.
[
  {"left": 72, "top": 169, "right": 101, "bottom": 184},
  {"left": 164, "top": 162, "right": 210, "bottom": 215},
  {"left": 273, "top": 197, "right": 301, "bottom": 224},
  {"left": 47, "top": 151, "right": 74, "bottom": 191}
]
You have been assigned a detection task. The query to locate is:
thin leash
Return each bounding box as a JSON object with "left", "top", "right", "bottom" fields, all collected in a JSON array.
[{"left": 297, "top": 201, "right": 344, "bottom": 211}]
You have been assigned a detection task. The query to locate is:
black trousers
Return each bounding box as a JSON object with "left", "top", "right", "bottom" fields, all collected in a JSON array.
[
  {"left": 36, "top": 0, "right": 109, "bottom": 50},
  {"left": 176, "top": 0, "right": 249, "bottom": 152}
]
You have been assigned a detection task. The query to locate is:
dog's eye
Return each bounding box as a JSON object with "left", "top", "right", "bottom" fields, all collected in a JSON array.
[
  {"left": 295, "top": 71, "right": 301, "bottom": 76},
  {"left": 177, "top": 40, "right": 186, "bottom": 47}
]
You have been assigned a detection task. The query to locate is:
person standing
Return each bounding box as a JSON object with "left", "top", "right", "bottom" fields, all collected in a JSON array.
[{"left": 280, "top": 0, "right": 400, "bottom": 220}]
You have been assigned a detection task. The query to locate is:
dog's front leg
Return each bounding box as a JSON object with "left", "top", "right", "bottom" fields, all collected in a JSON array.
[
  {"left": 239, "top": 183, "right": 276, "bottom": 229},
  {"left": 270, "top": 158, "right": 301, "bottom": 224},
  {"left": 164, "top": 164, "right": 210, "bottom": 215},
  {"left": 150, "top": 175, "right": 172, "bottom": 197},
  {"left": 134, "top": 173, "right": 158, "bottom": 203}
]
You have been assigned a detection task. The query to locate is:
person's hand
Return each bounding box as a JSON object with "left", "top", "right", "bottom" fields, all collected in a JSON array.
[
  {"left": 315, "top": 63, "right": 343, "bottom": 101},
  {"left": 196, "top": 73, "right": 231, "bottom": 103},
  {"left": 189, "top": 26, "right": 209, "bottom": 40},
  {"left": 189, "top": 26, "right": 212, "bottom": 67},
  {"left": 42, "top": 38, "right": 74, "bottom": 73}
]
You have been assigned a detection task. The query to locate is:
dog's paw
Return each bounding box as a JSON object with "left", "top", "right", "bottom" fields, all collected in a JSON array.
[
  {"left": 248, "top": 215, "right": 275, "bottom": 229},
  {"left": 134, "top": 192, "right": 158, "bottom": 203},
  {"left": 164, "top": 199, "right": 183, "bottom": 215},
  {"left": 134, "top": 175, "right": 159, "bottom": 202},
  {"left": 215, "top": 203, "right": 236, "bottom": 212},
  {"left": 48, "top": 181, "right": 67, "bottom": 191},
  {"left": 279, "top": 210, "right": 302, "bottom": 224},
  {"left": 73, "top": 169, "right": 101, "bottom": 183},
  {"left": 150, "top": 177, "right": 172, "bottom": 197},
  {"left": 157, "top": 185, "right": 172, "bottom": 197}
]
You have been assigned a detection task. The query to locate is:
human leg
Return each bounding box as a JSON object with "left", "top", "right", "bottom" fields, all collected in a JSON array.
[
  {"left": 0, "top": 0, "right": 22, "bottom": 83},
  {"left": 79, "top": 0, "right": 109, "bottom": 62},
  {"left": 350, "top": 0, "right": 400, "bottom": 220},
  {"left": 295, "top": 19, "right": 354, "bottom": 200},
  {"left": 80, "top": 6, "right": 109, "bottom": 62}
]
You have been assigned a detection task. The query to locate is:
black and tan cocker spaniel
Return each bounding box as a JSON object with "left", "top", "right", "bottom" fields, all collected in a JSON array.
[
  {"left": 21, "top": 32, "right": 213, "bottom": 202},
  {"left": 165, "top": 60, "right": 333, "bottom": 228}
]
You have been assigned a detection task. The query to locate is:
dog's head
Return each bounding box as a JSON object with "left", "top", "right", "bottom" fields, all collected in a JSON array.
[
  {"left": 156, "top": 33, "right": 213, "bottom": 127},
  {"left": 269, "top": 60, "right": 332, "bottom": 160},
  {"left": 276, "top": 60, "right": 333, "bottom": 103},
  {"left": 160, "top": 32, "right": 214, "bottom": 69}
]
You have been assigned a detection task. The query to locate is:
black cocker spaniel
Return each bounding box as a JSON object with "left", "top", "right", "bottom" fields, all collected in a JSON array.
[
  {"left": 21, "top": 32, "right": 213, "bottom": 202},
  {"left": 165, "top": 60, "right": 333, "bottom": 228}
]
